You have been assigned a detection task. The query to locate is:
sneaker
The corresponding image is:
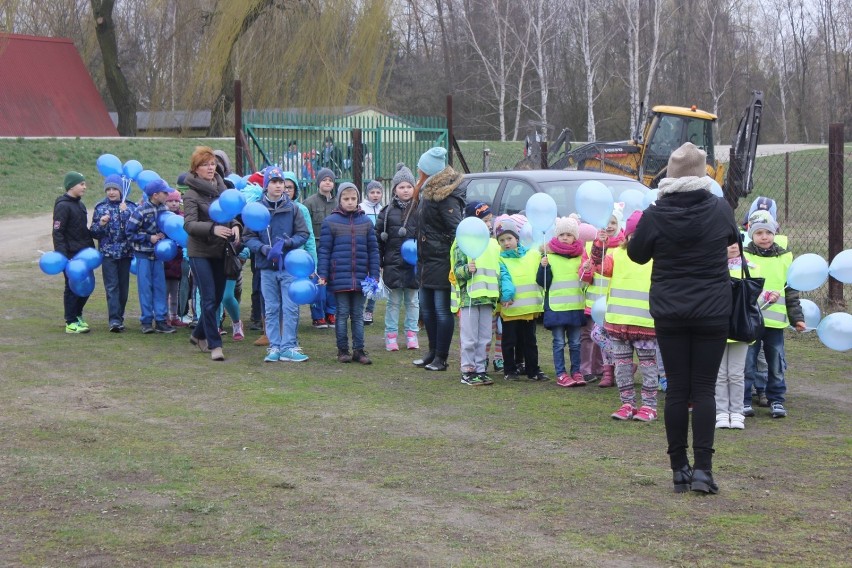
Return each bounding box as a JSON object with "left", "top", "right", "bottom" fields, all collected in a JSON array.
[
  {"left": 326, "top": 314, "right": 336, "bottom": 325},
  {"left": 181, "top": 314, "right": 194, "bottom": 325},
  {"left": 264, "top": 348, "right": 281, "bottom": 362},
  {"left": 249, "top": 321, "right": 263, "bottom": 331},
  {"left": 364, "top": 311, "right": 373, "bottom": 325},
  {"left": 758, "top": 392, "right": 770, "bottom": 407},
  {"left": 658, "top": 375, "right": 668, "bottom": 392},
  {"left": 529, "top": 372, "right": 550, "bottom": 382},
  {"left": 76, "top": 317, "right": 90, "bottom": 330},
  {"left": 171, "top": 317, "right": 188, "bottom": 328},
  {"left": 461, "top": 372, "right": 486, "bottom": 386},
  {"left": 385, "top": 332, "right": 399, "bottom": 352},
  {"left": 584, "top": 373, "right": 600, "bottom": 384},
  {"left": 633, "top": 406, "right": 658, "bottom": 422},
  {"left": 715, "top": 413, "right": 731, "bottom": 429},
  {"left": 312, "top": 318, "right": 328, "bottom": 329},
  {"left": 232, "top": 321, "right": 245, "bottom": 341},
  {"left": 555, "top": 372, "right": 572, "bottom": 387},
  {"left": 141, "top": 323, "right": 155, "bottom": 334},
  {"left": 729, "top": 413, "right": 745, "bottom": 429},
  {"left": 109, "top": 322, "right": 122, "bottom": 333},
  {"left": 517, "top": 362, "right": 526, "bottom": 375},
  {"left": 611, "top": 404, "right": 637, "bottom": 421},
  {"left": 770, "top": 401, "right": 787, "bottom": 418},
  {"left": 504, "top": 373, "right": 523, "bottom": 382},
  {"left": 65, "top": 321, "right": 90, "bottom": 334},
  {"left": 493, "top": 358, "right": 504, "bottom": 371},
  {"left": 218, "top": 327, "right": 227, "bottom": 336},
  {"left": 406, "top": 331, "right": 419, "bottom": 350},
  {"left": 570, "top": 372, "right": 587, "bottom": 386},
  {"left": 154, "top": 321, "right": 175, "bottom": 333},
  {"left": 352, "top": 349, "right": 372, "bottom": 365},
  {"left": 279, "top": 348, "right": 309, "bottom": 362},
  {"left": 188, "top": 319, "right": 198, "bottom": 329},
  {"left": 477, "top": 372, "right": 495, "bottom": 385},
  {"left": 743, "top": 405, "right": 755, "bottom": 417},
  {"left": 337, "top": 349, "right": 352, "bottom": 363}
]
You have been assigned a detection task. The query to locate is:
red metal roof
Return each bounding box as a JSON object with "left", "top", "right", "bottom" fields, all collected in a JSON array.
[{"left": 0, "top": 33, "right": 119, "bottom": 137}]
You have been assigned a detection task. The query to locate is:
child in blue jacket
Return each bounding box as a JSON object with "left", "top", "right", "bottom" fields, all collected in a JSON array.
[{"left": 317, "top": 182, "right": 381, "bottom": 365}]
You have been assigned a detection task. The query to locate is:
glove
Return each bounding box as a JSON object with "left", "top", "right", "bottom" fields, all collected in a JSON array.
[
  {"left": 282, "top": 237, "right": 293, "bottom": 250},
  {"left": 260, "top": 245, "right": 271, "bottom": 257},
  {"left": 266, "top": 238, "right": 286, "bottom": 265}
]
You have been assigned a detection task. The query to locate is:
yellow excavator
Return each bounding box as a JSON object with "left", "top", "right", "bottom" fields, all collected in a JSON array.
[{"left": 529, "top": 91, "right": 763, "bottom": 209}]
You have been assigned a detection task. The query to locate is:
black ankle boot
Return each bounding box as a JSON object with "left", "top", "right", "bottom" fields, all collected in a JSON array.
[
  {"left": 424, "top": 356, "right": 448, "bottom": 371},
  {"left": 413, "top": 351, "right": 435, "bottom": 367},
  {"left": 672, "top": 464, "right": 693, "bottom": 493},
  {"left": 690, "top": 469, "right": 719, "bottom": 494}
]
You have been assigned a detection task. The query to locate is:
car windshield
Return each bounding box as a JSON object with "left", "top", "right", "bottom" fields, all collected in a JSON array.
[{"left": 538, "top": 179, "right": 650, "bottom": 217}]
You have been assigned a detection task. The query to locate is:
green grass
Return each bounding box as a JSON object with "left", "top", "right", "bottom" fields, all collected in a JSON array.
[{"left": 0, "top": 255, "right": 850, "bottom": 566}]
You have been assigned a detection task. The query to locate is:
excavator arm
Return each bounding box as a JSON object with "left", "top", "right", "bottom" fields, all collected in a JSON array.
[{"left": 723, "top": 91, "right": 763, "bottom": 209}]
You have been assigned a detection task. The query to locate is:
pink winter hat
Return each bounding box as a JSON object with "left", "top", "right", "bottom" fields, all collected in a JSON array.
[{"left": 625, "top": 210, "right": 643, "bottom": 238}]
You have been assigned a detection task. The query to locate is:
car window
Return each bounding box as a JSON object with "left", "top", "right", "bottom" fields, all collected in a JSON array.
[
  {"left": 464, "top": 178, "right": 500, "bottom": 207},
  {"left": 499, "top": 180, "right": 535, "bottom": 216},
  {"left": 538, "top": 179, "right": 649, "bottom": 217}
]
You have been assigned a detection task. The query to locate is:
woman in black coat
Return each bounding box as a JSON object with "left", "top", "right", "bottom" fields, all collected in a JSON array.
[
  {"left": 628, "top": 143, "right": 739, "bottom": 494},
  {"left": 413, "top": 148, "right": 465, "bottom": 371}
]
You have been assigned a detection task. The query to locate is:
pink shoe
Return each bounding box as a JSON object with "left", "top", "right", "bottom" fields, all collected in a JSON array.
[
  {"left": 633, "top": 406, "right": 658, "bottom": 422},
  {"left": 406, "top": 331, "right": 419, "bottom": 349},
  {"left": 556, "top": 372, "right": 572, "bottom": 387},
  {"left": 570, "top": 372, "right": 587, "bottom": 387},
  {"left": 611, "top": 404, "right": 637, "bottom": 421},
  {"left": 232, "top": 321, "right": 244, "bottom": 341},
  {"left": 385, "top": 332, "right": 399, "bottom": 351}
]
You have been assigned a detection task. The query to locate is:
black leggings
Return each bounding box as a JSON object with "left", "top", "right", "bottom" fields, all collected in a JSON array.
[
  {"left": 656, "top": 321, "right": 728, "bottom": 471},
  {"left": 502, "top": 319, "right": 539, "bottom": 377}
]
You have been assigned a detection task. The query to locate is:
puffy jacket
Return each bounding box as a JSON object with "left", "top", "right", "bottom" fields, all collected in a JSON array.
[
  {"left": 360, "top": 199, "right": 382, "bottom": 225},
  {"left": 90, "top": 198, "right": 136, "bottom": 259},
  {"left": 376, "top": 197, "right": 419, "bottom": 289},
  {"left": 317, "top": 208, "right": 380, "bottom": 294},
  {"left": 52, "top": 193, "right": 94, "bottom": 257},
  {"left": 183, "top": 172, "right": 242, "bottom": 259},
  {"left": 627, "top": 188, "right": 739, "bottom": 323},
  {"left": 416, "top": 166, "right": 466, "bottom": 289},
  {"left": 243, "top": 194, "right": 309, "bottom": 271}
]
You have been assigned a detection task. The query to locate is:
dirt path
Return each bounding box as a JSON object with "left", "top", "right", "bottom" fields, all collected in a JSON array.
[{"left": 0, "top": 213, "right": 54, "bottom": 263}]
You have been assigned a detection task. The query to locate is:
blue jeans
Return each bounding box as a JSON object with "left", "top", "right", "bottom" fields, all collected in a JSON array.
[
  {"left": 310, "top": 276, "right": 337, "bottom": 320},
  {"left": 335, "top": 291, "right": 365, "bottom": 351},
  {"left": 190, "top": 257, "right": 226, "bottom": 349},
  {"left": 551, "top": 325, "right": 582, "bottom": 375},
  {"left": 260, "top": 269, "right": 300, "bottom": 351},
  {"left": 744, "top": 327, "right": 787, "bottom": 405},
  {"left": 135, "top": 253, "right": 167, "bottom": 324},
  {"left": 419, "top": 288, "right": 454, "bottom": 357},
  {"left": 101, "top": 256, "right": 131, "bottom": 325},
  {"left": 384, "top": 287, "right": 419, "bottom": 334}
]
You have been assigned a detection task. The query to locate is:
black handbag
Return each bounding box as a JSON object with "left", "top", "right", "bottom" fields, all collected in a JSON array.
[
  {"left": 223, "top": 241, "right": 243, "bottom": 280},
  {"left": 729, "top": 247, "right": 765, "bottom": 343}
]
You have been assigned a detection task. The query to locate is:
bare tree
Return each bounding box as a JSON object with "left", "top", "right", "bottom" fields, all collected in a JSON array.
[{"left": 91, "top": 0, "right": 136, "bottom": 135}]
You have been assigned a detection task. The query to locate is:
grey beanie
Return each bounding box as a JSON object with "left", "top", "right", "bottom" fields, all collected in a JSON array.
[
  {"left": 336, "top": 182, "right": 360, "bottom": 205},
  {"left": 365, "top": 180, "right": 384, "bottom": 192},
  {"left": 390, "top": 162, "right": 416, "bottom": 190},
  {"left": 315, "top": 167, "right": 336, "bottom": 184}
]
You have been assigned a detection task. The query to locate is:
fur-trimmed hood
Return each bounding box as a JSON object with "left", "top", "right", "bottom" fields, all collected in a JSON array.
[{"left": 420, "top": 166, "right": 464, "bottom": 202}]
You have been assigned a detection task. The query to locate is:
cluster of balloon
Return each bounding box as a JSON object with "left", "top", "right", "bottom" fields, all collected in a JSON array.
[
  {"left": 401, "top": 239, "right": 418, "bottom": 266},
  {"left": 157, "top": 211, "right": 189, "bottom": 249},
  {"left": 284, "top": 250, "right": 318, "bottom": 304},
  {"left": 39, "top": 247, "right": 103, "bottom": 297},
  {"left": 208, "top": 188, "right": 273, "bottom": 233},
  {"left": 225, "top": 174, "right": 250, "bottom": 190},
  {"left": 575, "top": 181, "right": 615, "bottom": 229},
  {"left": 784, "top": 249, "right": 852, "bottom": 351},
  {"left": 455, "top": 217, "right": 491, "bottom": 259},
  {"left": 97, "top": 153, "right": 161, "bottom": 202}
]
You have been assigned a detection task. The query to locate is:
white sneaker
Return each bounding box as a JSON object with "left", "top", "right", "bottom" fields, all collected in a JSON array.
[
  {"left": 715, "top": 413, "right": 731, "bottom": 429},
  {"left": 729, "top": 413, "right": 745, "bottom": 429}
]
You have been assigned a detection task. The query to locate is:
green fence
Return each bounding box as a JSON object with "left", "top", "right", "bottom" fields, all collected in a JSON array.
[{"left": 242, "top": 111, "right": 447, "bottom": 198}]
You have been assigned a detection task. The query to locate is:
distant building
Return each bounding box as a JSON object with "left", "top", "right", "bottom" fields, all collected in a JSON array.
[{"left": 0, "top": 33, "right": 118, "bottom": 137}]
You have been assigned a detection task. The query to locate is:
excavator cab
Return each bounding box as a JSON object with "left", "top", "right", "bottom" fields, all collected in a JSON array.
[{"left": 640, "top": 106, "right": 717, "bottom": 186}]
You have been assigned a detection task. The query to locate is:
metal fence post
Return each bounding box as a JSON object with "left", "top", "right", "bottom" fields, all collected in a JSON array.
[
  {"left": 446, "top": 94, "right": 454, "bottom": 166},
  {"left": 483, "top": 148, "right": 490, "bottom": 172},
  {"left": 784, "top": 152, "right": 789, "bottom": 223},
  {"left": 828, "top": 123, "right": 845, "bottom": 310},
  {"left": 352, "top": 128, "right": 363, "bottom": 190},
  {"left": 234, "top": 80, "right": 243, "bottom": 175}
]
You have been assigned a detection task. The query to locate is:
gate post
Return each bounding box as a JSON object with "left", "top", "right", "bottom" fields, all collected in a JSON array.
[
  {"left": 446, "top": 94, "right": 454, "bottom": 166},
  {"left": 234, "top": 80, "right": 243, "bottom": 175},
  {"left": 828, "top": 123, "right": 845, "bottom": 309},
  {"left": 352, "top": 128, "right": 363, "bottom": 190}
]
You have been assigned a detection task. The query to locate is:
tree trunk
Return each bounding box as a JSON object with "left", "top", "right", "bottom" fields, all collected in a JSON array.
[{"left": 91, "top": 0, "right": 136, "bottom": 136}]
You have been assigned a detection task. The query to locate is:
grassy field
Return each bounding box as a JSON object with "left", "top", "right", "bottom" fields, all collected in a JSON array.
[{"left": 0, "top": 251, "right": 850, "bottom": 565}]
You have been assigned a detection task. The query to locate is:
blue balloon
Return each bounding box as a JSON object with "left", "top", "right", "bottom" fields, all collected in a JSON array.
[
  {"left": 39, "top": 251, "right": 67, "bottom": 275},
  {"left": 96, "top": 153, "right": 122, "bottom": 177},
  {"left": 576, "top": 180, "right": 615, "bottom": 229},
  {"left": 787, "top": 253, "right": 829, "bottom": 292},
  {"left": 208, "top": 199, "right": 234, "bottom": 223},
  {"left": 130, "top": 257, "right": 138, "bottom": 275},
  {"left": 455, "top": 217, "right": 491, "bottom": 259},
  {"left": 155, "top": 239, "right": 178, "bottom": 261},
  {"left": 234, "top": 176, "right": 247, "bottom": 190},
  {"left": 519, "top": 221, "right": 535, "bottom": 248},
  {"left": 226, "top": 173, "right": 242, "bottom": 187},
  {"left": 136, "top": 170, "right": 161, "bottom": 191},
  {"left": 525, "top": 193, "right": 558, "bottom": 233},
  {"left": 620, "top": 189, "right": 645, "bottom": 219},
  {"left": 401, "top": 239, "right": 418, "bottom": 266},
  {"left": 828, "top": 249, "right": 852, "bottom": 284},
  {"left": 708, "top": 178, "right": 724, "bottom": 198},
  {"left": 162, "top": 213, "right": 183, "bottom": 237},
  {"left": 171, "top": 226, "right": 188, "bottom": 247},
  {"left": 219, "top": 188, "right": 247, "bottom": 217},
  {"left": 816, "top": 312, "right": 852, "bottom": 352},
  {"left": 241, "top": 202, "right": 270, "bottom": 231},
  {"left": 284, "top": 249, "right": 315, "bottom": 278},
  {"left": 69, "top": 270, "right": 96, "bottom": 297},
  {"left": 123, "top": 159, "right": 143, "bottom": 180},
  {"left": 73, "top": 247, "right": 102, "bottom": 271},
  {"left": 798, "top": 299, "right": 821, "bottom": 332},
  {"left": 591, "top": 296, "right": 606, "bottom": 325},
  {"left": 642, "top": 189, "right": 659, "bottom": 209},
  {"left": 158, "top": 210, "right": 176, "bottom": 232},
  {"left": 65, "top": 259, "right": 90, "bottom": 283},
  {"left": 288, "top": 278, "right": 318, "bottom": 304}
]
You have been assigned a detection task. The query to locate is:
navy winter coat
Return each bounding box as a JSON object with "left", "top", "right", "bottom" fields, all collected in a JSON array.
[
  {"left": 317, "top": 207, "right": 380, "bottom": 293},
  {"left": 243, "top": 194, "right": 309, "bottom": 271}
]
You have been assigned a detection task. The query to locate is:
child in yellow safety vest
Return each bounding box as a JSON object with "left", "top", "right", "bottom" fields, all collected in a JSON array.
[
  {"left": 495, "top": 217, "right": 548, "bottom": 382},
  {"left": 597, "top": 211, "right": 660, "bottom": 422},
  {"left": 537, "top": 215, "right": 589, "bottom": 387},
  {"left": 450, "top": 202, "right": 511, "bottom": 386},
  {"left": 742, "top": 211, "right": 806, "bottom": 419}
]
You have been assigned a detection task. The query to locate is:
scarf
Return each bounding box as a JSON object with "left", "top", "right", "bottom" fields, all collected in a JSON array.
[
  {"left": 546, "top": 238, "right": 584, "bottom": 258},
  {"left": 657, "top": 176, "right": 709, "bottom": 196},
  {"left": 393, "top": 195, "right": 411, "bottom": 210}
]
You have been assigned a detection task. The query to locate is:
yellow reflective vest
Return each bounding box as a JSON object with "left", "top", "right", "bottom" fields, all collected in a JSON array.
[
  {"left": 584, "top": 241, "right": 610, "bottom": 310},
  {"left": 450, "top": 239, "right": 501, "bottom": 313},
  {"left": 604, "top": 247, "right": 654, "bottom": 329},
  {"left": 544, "top": 254, "right": 584, "bottom": 311},
  {"left": 501, "top": 249, "right": 543, "bottom": 318},
  {"left": 744, "top": 251, "right": 792, "bottom": 329}
]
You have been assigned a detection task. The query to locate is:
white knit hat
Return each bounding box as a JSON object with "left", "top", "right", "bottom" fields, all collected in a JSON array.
[{"left": 554, "top": 216, "right": 579, "bottom": 240}]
